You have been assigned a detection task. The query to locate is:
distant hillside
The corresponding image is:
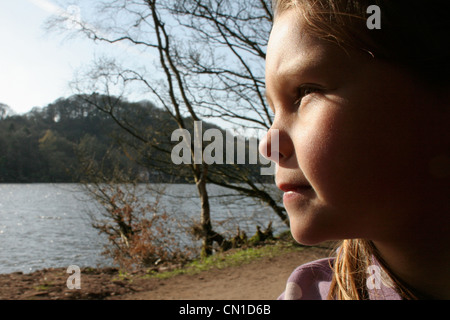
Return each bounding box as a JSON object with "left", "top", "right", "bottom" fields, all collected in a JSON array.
[
  {"left": 0, "top": 95, "right": 267, "bottom": 183},
  {"left": 0, "top": 103, "right": 15, "bottom": 120}
]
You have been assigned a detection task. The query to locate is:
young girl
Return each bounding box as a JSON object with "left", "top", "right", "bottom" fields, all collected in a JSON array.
[{"left": 259, "top": 0, "right": 449, "bottom": 299}]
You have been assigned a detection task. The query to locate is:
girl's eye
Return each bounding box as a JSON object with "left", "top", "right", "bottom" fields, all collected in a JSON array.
[{"left": 295, "top": 86, "right": 321, "bottom": 106}]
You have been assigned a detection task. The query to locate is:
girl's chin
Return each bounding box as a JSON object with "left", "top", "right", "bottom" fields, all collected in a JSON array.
[
  {"left": 286, "top": 206, "right": 340, "bottom": 246},
  {"left": 288, "top": 219, "right": 326, "bottom": 246}
]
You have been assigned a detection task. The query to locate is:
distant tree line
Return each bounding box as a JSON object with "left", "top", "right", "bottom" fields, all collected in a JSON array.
[{"left": 0, "top": 95, "right": 267, "bottom": 183}]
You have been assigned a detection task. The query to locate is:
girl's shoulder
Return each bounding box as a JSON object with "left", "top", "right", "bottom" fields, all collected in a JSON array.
[
  {"left": 278, "top": 257, "right": 402, "bottom": 300},
  {"left": 278, "top": 257, "right": 334, "bottom": 300}
]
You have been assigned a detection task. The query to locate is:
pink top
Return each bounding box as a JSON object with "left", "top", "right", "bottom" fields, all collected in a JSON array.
[{"left": 278, "top": 257, "right": 402, "bottom": 300}]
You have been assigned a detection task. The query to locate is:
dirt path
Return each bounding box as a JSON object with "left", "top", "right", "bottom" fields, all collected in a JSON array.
[
  {"left": 117, "top": 245, "right": 332, "bottom": 300},
  {"left": 0, "top": 245, "right": 333, "bottom": 300}
]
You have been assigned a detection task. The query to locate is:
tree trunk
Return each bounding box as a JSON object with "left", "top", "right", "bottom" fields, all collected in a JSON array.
[{"left": 195, "top": 164, "right": 214, "bottom": 257}]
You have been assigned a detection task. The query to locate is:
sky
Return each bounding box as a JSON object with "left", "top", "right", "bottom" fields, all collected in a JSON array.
[
  {"left": 0, "top": 0, "right": 148, "bottom": 115},
  {"left": 0, "top": 0, "right": 260, "bottom": 134}
]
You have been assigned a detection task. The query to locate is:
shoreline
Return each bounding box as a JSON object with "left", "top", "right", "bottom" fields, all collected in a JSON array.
[{"left": 0, "top": 243, "right": 334, "bottom": 300}]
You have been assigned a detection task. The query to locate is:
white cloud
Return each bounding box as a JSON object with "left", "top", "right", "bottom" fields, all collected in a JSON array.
[{"left": 27, "top": 0, "right": 63, "bottom": 15}]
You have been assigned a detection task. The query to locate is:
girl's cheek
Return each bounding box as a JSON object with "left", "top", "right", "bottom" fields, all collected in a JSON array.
[{"left": 295, "top": 107, "right": 364, "bottom": 207}]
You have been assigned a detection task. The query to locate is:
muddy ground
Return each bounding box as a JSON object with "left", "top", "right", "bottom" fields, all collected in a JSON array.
[{"left": 0, "top": 245, "right": 333, "bottom": 300}]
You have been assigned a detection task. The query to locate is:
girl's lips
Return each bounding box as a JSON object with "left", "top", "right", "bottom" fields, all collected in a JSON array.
[
  {"left": 277, "top": 183, "right": 312, "bottom": 193},
  {"left": 277, "top": 183, "right": 314, "bottom": 203}
]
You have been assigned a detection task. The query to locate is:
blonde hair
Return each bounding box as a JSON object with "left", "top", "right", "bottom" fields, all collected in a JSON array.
[
  {"left": 328, "top": 239, "right": 372, "bottom": 300},
  {"left": 328, "top": 239, "right": 420, "bottom": 300},
  {"left": 271, "top": 0, "right": 450, "bottom": 299},
  {"left": 272, "top": 0, "right": 450, "bottom": 85}
]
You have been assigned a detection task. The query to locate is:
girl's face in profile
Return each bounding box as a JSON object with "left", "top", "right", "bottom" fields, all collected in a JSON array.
[{"left": 262, "top": 10, "right": 441, "bottom": 245}]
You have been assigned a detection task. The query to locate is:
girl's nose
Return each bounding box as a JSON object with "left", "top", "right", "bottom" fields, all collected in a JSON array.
[
  {"left": 259, "top": 128, "right": 280, "bottom": 164},
  {"left": 259, "top": 123, "right": 296, "bottom": 166}
]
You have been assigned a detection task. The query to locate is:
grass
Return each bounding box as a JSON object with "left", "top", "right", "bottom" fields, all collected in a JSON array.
[
  {"left": 34, "top": 283, "right": 53, "bottom": 291},
  {"left": 144, "top": 238, "right": 305, "bottom": 280}
]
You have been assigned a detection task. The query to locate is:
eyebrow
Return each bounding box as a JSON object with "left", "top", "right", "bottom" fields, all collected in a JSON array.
[
  {"left": 264, "top": 57, "right": 317, "bottom": 103},
  {"left": 279, "top": 54, "right": 325, "bottom": 81}
]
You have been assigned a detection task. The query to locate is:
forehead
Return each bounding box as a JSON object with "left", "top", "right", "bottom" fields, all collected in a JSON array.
[
  {"left": 267, "top": 10, "right": 309, "bottom": 70},
  {"left": 267, "top": 9, "right": 354, "bottom": 70},
  {"left": 266, "top": 10, "right": 356, "bottom": 95}
]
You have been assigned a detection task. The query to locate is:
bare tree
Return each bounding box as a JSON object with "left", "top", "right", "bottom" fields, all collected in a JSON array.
[
  {"left": 47, "top": 0, "right": 287, "bottom": 258},
  {"left": 164, "top": 0, "right": 288, "bottom": 228},
  {"left": 168, "top": 0, "right": 273, "bottom": 129}
]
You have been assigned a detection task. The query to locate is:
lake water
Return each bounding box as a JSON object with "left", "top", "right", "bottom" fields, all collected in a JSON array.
[{"left": 0, "top": 183, "right": 285, "bottom": 274}]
